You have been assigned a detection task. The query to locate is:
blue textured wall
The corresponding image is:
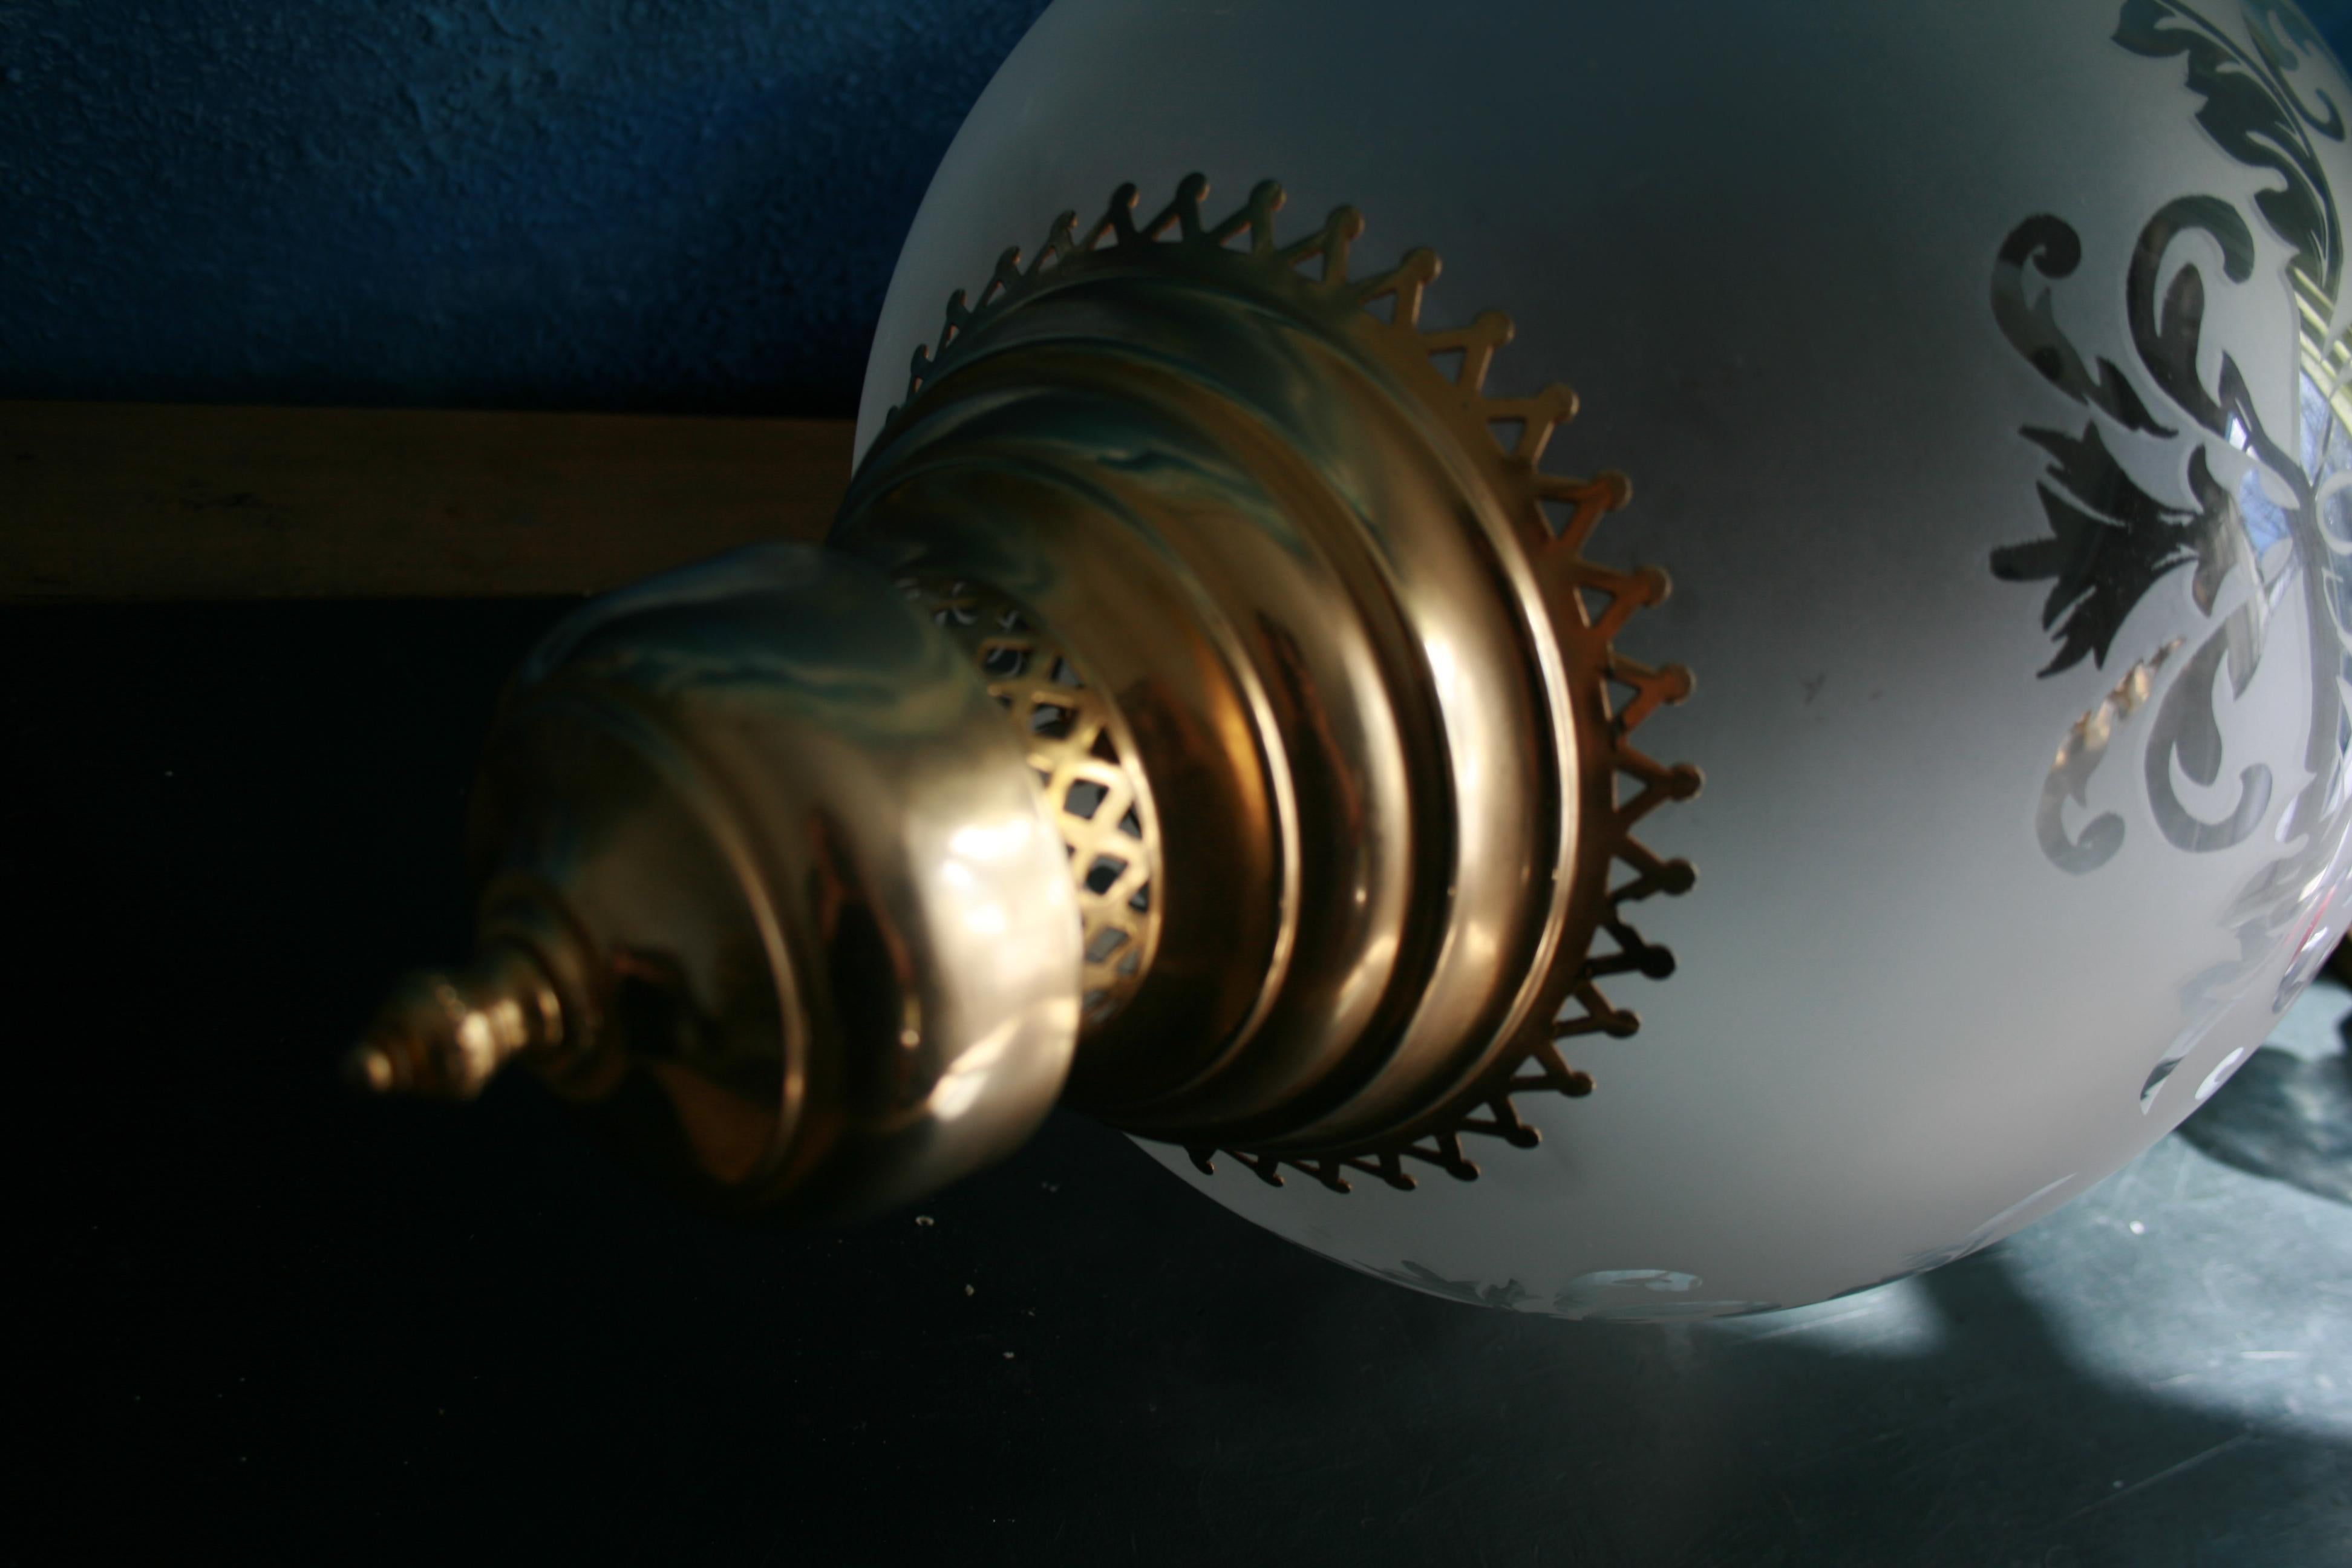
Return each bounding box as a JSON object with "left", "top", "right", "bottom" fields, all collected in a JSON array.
[
  {"left": 4, "top": 0, "right": 2350, "bottom": 417},
  {"left": 1, "top": 0, "right": 1048, "bottom": 416}
]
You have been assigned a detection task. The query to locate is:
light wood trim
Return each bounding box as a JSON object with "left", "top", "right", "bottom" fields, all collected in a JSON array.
[{"left": 1, "top": 401, "right": 855, "bottom": 600}]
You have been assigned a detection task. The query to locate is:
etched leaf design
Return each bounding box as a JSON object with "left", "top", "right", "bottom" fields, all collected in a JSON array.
[
  {"left": 2118, "top": 0, "right": 2341, "bottom": 294},
  {"left": 1991, "top": 423, "right": 2246, "bottom": 674},
  {"left": 1993, "top": 216, "right": 2174, "bottom": 437}
]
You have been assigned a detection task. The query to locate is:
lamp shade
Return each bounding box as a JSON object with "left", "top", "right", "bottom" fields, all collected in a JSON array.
[{"left": 849, "top": 0, "right": 2352, "bottom": 1315}]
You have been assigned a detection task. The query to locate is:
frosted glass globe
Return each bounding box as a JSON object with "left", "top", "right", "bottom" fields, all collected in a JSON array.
[{"left": 852, "top": 0, "right": 2352, "bottom": 1316}]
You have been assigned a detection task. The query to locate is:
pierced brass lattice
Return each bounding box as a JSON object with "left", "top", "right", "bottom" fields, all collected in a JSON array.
[{"left": 908, "top": 578, "right": 1163, "bottom": 1025}]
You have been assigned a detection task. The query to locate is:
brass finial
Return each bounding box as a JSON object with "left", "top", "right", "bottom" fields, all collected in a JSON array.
[{"left": 347, "top": 944, "right": 569, "bottom": 1100}]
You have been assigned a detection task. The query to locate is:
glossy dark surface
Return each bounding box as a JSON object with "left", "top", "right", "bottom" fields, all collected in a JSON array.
[{"left": 13, "top": 601, "right": 2350, "bottom": 1566}]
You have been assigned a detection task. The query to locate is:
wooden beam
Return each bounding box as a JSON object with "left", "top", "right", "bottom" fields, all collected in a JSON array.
[{"left": 1, "top": 401, "right": 856, "bottom": 600}]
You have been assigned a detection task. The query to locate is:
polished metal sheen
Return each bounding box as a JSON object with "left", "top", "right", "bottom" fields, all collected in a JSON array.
[{"left": 358, "top": 176, "right": 1697, "bottom": 1218}]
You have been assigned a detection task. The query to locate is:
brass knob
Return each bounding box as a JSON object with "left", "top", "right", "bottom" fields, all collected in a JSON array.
[
  {"left": 360, "top": 545, "right": 1083, "bottom": 1221},
  {"left": 348, "top": 943, "right": 569, "bottom": 1100}
]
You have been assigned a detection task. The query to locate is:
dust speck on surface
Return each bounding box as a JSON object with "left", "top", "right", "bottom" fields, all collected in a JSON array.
[
  {"left": 964, "top": 1284, "right": 974, "bottom": 1296},
  {"left": 913, "top": 1215, "right": 934, "bottom": 1227}
]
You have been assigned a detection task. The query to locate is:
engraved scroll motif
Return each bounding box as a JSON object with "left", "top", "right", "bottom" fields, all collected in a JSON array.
[{"left": 1990, "top": 1, "right": 2352, "bottom": 1096}]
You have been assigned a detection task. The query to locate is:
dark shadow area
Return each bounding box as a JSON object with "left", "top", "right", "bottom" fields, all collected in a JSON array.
[
  {"left": 11, "top": 602, "right": 2348, "bottom": 1566},
  {"left": 2178, "top": 1044, "right": 2352, "bottom": 1206}
]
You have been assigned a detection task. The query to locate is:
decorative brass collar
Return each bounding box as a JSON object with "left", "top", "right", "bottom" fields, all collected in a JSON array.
[
  {"left": 359, "top": 174, "right": 1702, "bottom": 1217},
  {"left": 848, "top": 175, "right": 1701, "bottom": 1191}
]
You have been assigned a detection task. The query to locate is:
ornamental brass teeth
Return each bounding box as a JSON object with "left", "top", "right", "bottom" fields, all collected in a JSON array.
[{"left": 895, "top": 175, "right": 1700, "bottom": 1192}]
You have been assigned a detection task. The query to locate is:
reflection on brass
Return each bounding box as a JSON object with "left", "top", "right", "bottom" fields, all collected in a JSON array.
[
  {"left": 351, "top": 941, "right": 571, "bottom": 1099},
  {"left": 359, "top": 545, "right": 1083, "bottom": 1222},
  {"left": 360, "top": 175, "right": 1699, "bottom": 1218},
  {"left": 910, "top": 577, "right": 1165, "bottom": 1027}
]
